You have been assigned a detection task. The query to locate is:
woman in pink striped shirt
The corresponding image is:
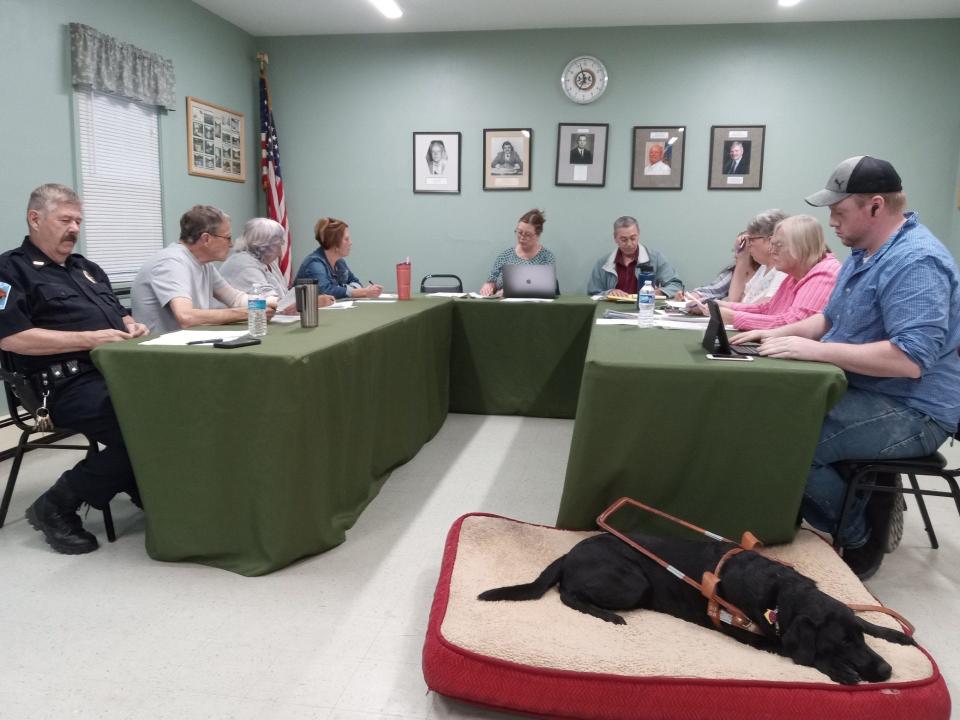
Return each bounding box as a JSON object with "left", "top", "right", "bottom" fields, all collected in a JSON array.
[{"left": 712, "top": 215, "right": 840, "bottom": 330}]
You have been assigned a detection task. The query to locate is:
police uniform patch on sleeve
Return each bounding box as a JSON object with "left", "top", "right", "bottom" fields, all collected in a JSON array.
[{"left": 0, "top": 282, "right": 11, "bottom": 310}]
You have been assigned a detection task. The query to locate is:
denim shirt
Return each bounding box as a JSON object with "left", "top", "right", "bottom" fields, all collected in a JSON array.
[
  {"left": 822, "top": 212, "right": 960, "bottom": 429},
  {"left": 294, "top": 248, "right": 360, "bottom": 300}
]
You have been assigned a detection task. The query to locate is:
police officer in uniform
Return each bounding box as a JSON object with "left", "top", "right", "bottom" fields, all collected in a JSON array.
[{"left": 0, "top": 184, "right": 148, "bottom": 554}]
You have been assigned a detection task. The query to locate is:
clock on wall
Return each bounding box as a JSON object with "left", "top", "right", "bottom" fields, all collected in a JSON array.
[{"left": 561, "top": 56, "right": 609, "bottom": 104}]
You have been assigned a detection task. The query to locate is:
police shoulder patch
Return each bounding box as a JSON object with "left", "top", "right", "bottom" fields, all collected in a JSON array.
[{"left": 0, "top": 281, "right": 11, "bottom": 310}]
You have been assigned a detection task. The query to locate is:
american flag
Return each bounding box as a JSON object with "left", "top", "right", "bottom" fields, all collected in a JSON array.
[{"left": 259, "top": 70, "right": 292, "bottom": 284}]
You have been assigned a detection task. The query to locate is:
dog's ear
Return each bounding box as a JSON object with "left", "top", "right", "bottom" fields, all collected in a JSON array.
[{"left": 780, "top": 615, "right": 817, "bottom": 666}]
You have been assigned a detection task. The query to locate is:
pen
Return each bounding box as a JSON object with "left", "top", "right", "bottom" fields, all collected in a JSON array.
[{"left": 186, "top": 338, "right": 223, "bottom": 345}]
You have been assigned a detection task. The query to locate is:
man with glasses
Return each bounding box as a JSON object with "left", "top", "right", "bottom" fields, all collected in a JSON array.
[
  {"left": 587, "top": 216, "right": 683, "bottom": 298},
  {"left": 132, "top": 205, "right": 275, "bottom": 333},
  {"left": 0, "top": 184, "right": 149, "bottom": 553},
  {"left": 734, "top": 156, "right": 960, "bottom": 579}
]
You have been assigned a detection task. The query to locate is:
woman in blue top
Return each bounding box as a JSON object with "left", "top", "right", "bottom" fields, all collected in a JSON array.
[
  {"left": 480, "top": 208, "right": 556, "bottom": 297},
  {"left": 295, "top": 217, "right": 383, "bottom": 299}
]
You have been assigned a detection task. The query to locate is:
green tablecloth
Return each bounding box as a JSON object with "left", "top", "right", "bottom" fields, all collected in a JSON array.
[
  {"left": 449, "top": 297, "right": 595, "bottom": 418},
  {"left": 557, "top": 314, "right": 847, "bottom": 543},
  {"left": 93, "top": 298, "right": 452, "bottom": 576}
]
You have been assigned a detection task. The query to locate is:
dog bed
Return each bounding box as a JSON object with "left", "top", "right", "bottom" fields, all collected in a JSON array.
[{"left": 423, "top": 513, "right": 950, "bottom": 720}]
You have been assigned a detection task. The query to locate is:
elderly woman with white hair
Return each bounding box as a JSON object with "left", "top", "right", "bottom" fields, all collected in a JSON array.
[{"left": 220, "top": 218, "right": 333, "bottom": 313}]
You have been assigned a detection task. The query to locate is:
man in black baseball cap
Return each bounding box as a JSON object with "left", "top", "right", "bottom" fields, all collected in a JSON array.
[
  {"left": 731, "top": 155, "right": 960, "bottom": 579},
  {"left": 804, "top": 155, "right": 902, "bottom": 208}
]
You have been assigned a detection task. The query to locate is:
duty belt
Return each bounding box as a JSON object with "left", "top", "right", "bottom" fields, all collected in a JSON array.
[{"left": 32, "top": 359, "right": 95, "bottom": 391}]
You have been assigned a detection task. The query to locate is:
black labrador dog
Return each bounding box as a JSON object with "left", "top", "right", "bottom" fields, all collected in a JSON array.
[{"left": 478, "top": 532, "right": 913, "bottom": 684}]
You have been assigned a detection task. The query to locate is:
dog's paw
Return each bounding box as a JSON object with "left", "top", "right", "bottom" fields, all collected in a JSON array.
[{"left": 817, "top": 658, "right": 861, "bottom": 685}]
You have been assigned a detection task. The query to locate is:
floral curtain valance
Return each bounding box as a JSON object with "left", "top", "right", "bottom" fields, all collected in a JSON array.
[{"left": 69, "top": 23, "right": 176, "bottom": 111}]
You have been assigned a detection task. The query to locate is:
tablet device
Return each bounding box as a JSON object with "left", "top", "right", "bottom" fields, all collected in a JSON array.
[{"left": 701, "top": 301, "right": 761, "bottom": 357}]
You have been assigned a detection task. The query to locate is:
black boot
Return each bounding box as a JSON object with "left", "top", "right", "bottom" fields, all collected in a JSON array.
[
  {"left": 842, "top": 483, "right": 896, "bottom": 581},
  {"left": 25, "top": 477, "right": 99, "bottom": 554}
]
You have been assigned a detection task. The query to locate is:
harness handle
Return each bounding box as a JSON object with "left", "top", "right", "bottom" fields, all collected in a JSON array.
[{"left": 596, "top": 497, "right": 766, "bottom": 636}]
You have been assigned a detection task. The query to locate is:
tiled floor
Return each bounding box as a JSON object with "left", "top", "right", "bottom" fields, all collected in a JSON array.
[{"left": 0, "top": 414, "right": 957, "bottom": 719}]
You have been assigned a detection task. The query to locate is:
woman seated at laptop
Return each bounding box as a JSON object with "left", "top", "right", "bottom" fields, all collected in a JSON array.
[
  {"left": 688, "top": 214, "right": 839, "bottom": 330},
  {"left": 221, "top": 218, "right": 334, "bottom": 313},
  {"left": 684, "top": 209, "right": 788, "bottom": 305},
  {"left": 295, "top": 217, "right": 383, "bottom": 299},
  {"left": 479, "top": 208, "right": 556, "bottom": 297}
]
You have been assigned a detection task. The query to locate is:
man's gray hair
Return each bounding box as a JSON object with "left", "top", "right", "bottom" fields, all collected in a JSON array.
[
  {"left": 180, "top": 205, "right": 227, "bottom": 245},
  {"left": 236, "top": 217, "right": 285, "bottom": 260},
  {"left": 613, "top": 216, "right": 639, "bottom": 232},
  {"left": 26, "top": 183, "right": 80, "bottom": 227},
  {"left": 746, "top": 209, "right": 788, "bottom": 237}
]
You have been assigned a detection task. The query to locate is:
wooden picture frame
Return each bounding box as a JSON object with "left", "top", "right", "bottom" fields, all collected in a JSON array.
[
  {"left": 187, "top": 96, "right": 246, "bottom": 183},
  {"left": 413, "top": 132, "right": 461, "bottom": 194},
  {"left": 708, "top": 125, "right": 765, "bottom": 190},
  {"left": 631, "top": 126, "right": 686, "bottom": 190},
  {"left": 483, "top": 128, "right": 532, "bottom": 191},
  {"left": 555, "top": 123, "right": 608, "bottom": 187}
]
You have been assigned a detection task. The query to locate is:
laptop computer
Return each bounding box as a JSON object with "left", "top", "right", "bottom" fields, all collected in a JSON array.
[
  {"left": 701, "top": 300, "right": 761, "bottom": 357},
  {"left": 502, "top": 264, "right": 558, "bottom": 299}
]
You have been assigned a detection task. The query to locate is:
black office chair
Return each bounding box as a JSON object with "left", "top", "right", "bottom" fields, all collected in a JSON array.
[
  {"left": 420, "top": 274, "right": 464, "bottom": 294},
  {"left": 833, "top": 424, "right": 960, "bottom": 551},
  {"left": 0, "top": 352, "right": 114, "bottom": 540}
]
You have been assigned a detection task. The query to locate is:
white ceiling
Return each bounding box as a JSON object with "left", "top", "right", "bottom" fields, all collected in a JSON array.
[{"left": 191, "top": 0, "right": 960, "bottom": 36}]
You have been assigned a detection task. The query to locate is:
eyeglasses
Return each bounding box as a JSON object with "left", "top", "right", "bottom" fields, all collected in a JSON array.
[
  {"left": 745, "top": 235, "right": 769, "bottom": 243},
  {"left": 515, "top": 229, "right": 537, "bottom": 240},
  {"left": 207, "top": 232, "right": 232, "bottom": 242}
]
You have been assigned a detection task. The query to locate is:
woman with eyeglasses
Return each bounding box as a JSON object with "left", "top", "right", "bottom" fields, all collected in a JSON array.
[
  {"left": 479, "top": 208, "right": 555, "bottom": 297},
  {"left": 684, "top": 209, "right": 787, "bottom": 305},
  {"left": 693, "top": 215, "right": 840, "bottom": 330},
  {"left": 221, "top": 218, "right": 334, "bottom": 313},
  {"left": 295, "top": 217, "right": 383, "bottom": 299}
]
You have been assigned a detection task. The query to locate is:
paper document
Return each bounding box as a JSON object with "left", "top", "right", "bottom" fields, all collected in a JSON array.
[
  {"left": 425, "top": 292, "right": 468, "bottom": 298},
  {"left": 501, "top": 297, "right": 554, "bottom": 303},
  {"left": 468, "top": 292, "right": 499, "bottom": 299},
  {"left": 322, "top": 301, "right": 355, "bottom": 310},
  {"left": 269, "top": 314, "right": 301, "bottom": 324},
  {"left": 355, "top": 299, "right": 397, "bottom": 304},
  {"left": 595, "top": 318, "right": 638, "bottom": 326},
  {"left": 378, "top": 293, "right": 399, "bottom": 299},
  {"left": 653, "top": 319, "right": 709, "bottom": 331},
  {"left": 139, "top": 330, "right": 250, "bottom": 346}
]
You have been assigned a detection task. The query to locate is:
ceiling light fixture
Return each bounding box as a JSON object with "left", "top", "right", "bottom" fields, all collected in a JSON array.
[
  {"left": 778, "top": 0, "right": 803, "bottom": 6},
  {"left": 369, "top": 0, "right": 403, "bottom": 19}
]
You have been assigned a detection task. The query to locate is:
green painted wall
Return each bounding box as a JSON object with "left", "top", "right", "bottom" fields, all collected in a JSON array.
[
  {"left": 0, "top": 0, "right": 259, "bottom": 256},
  {"left": 259, "top": 20, "right": 960, "bottom": 294}
]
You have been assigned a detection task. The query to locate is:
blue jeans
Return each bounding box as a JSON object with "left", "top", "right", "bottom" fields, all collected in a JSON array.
[{"left": 802, "top": 387, "right": 949, "bottom": 547}]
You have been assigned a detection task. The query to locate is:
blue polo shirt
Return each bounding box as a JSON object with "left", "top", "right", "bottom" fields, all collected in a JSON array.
[{"left": 822, "top": 213, "right": 960, "bottom": 430}]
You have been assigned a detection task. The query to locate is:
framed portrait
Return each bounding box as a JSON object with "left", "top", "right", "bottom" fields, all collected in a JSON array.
[
  {"left": 483, "top": 128, "right": 532, "bottom": 191},
  {"left": 708, "top": 125, "right": 765, "bottom": 190},
  {"left": 413, "top": 132, "right": 461, "bottom": 194},
  {"left": 631, "top": 126, "right": 686, "bottom": 190},
  {"left": 555, "top": 123, "right": 608, "bottom": 187},
  {"left": 186, "top": 97, "right": 245, "bottom": 182}
]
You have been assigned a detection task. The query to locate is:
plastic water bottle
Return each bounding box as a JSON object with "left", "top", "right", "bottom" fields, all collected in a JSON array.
[
  {"left": 637, "top": 280, "right": 656, "bottom": 328},
  {"left": 247, "top": 285, "right": 268, "bottom": 337}
]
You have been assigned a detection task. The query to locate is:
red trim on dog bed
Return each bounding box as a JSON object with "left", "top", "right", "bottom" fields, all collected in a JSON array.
[{"left": 422, "top": 513, "right": 951, "bottom": 720}]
